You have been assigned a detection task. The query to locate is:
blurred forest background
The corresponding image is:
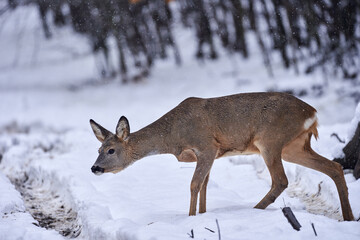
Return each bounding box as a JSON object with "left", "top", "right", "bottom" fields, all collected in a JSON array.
[{"left": 2, "top": 0, "right": 360, "bottom": 85}]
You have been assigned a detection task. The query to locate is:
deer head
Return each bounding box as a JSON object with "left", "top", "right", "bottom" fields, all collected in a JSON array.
[{"left": 89, "top": 116, "right": 133, "bottom": 175}]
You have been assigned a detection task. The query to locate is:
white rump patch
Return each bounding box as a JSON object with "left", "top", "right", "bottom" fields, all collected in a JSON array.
[{"left": 303, "top": 114, "right": 317, "bottom": 130}]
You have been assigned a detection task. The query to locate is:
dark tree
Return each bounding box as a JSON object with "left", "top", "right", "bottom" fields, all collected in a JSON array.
[
  {"left": 334, "top": 122, "right": 360, "bottom": 179},
  {"left": 36, "top": 0, "right": 65, "bottom": 39}
]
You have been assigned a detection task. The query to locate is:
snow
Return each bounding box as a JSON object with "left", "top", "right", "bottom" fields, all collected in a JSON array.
[
  {"left": 0, "top": 5, "right": 360, "bottom": 240},
  {"left": 0, "top": 172, "right": 24, "bottom": 215}
]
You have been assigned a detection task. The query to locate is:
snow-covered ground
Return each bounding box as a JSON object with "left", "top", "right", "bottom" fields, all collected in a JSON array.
[{"left": 0, "top": 5, "right": 359, "bottom": 240}]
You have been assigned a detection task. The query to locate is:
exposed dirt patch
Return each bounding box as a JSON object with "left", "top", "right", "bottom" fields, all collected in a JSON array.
[
  {"left": 11, "top": 173, "right": 82, "bottom": 238},
  {"left": 286, "top": 181, "right": 342, "bottom": 221}
]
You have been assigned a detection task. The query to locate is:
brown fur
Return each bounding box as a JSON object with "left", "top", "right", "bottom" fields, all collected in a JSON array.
[{"left": 90, "top": 92, "right": 354, "bottom": 221}]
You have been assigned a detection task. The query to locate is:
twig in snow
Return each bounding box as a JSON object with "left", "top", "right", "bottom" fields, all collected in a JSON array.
[
  {"left": 331, "top": 133, "right": 345, "bottom": 143},
  {"left": 205, "top": 227, "right": 215, "bottom": 233},
  {"left": 311, "top": 222, "right": 317, "bottom": 236},
  {"left": 187, "top": 229, "right": 194, "bottom": 238},
  {"left": 282, "top": 207, "right": 302, "bottom": 231},
  {"left": 316, "top": 181, "right": 323, "bottom": 197},
  {"left": 216, "top": 219, "right": 221, "bottom": 240}
]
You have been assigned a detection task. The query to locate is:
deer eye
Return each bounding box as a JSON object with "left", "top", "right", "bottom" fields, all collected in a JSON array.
[{"left": 108, "top": 149, "right": 115, "bottom": 154}]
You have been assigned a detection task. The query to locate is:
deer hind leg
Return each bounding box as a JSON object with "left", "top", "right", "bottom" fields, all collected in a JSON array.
[
  {"left": 189, "top": 152, "right": 215, "bottom": 216},
  {"left": 282, "top": 133, "right": 355, "bottom": 221},
  {"left": 255, "top": 145, "right": 288, "bottom": 209},
  {"left": 199, "top": 173, "right": 210, "bottom": 214}
]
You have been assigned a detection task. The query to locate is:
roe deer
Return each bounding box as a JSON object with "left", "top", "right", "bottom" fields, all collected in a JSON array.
[{"left": 90, "top": 92, "right": 354, "bottom": 221}]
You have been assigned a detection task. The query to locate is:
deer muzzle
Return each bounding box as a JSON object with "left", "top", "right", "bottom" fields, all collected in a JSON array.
[{"left": 91, "top": 165, "right": 105, "bottom": 175}]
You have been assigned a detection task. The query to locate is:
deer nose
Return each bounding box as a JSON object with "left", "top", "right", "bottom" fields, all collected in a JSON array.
[{"left": 91, "top": 165, "right": 105, "bottom": 174}]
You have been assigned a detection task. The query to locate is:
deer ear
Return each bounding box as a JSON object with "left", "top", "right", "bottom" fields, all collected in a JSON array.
[
  {"left": 116, "top": 116, "right": 130, "bottom": 141},
  {"left": 90, "top": 119, "right": 112, "bottom": 143}
]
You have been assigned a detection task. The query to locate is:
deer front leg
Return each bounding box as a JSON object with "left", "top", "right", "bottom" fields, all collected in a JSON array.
[
  {"left": 189, "top": 153, "right": 215, "bottom": 216},
  {"left": 255, "top": 148, "right": 288, "bottom": 209},
  {"left": 199, "top": 173, "right": 210, "bottom": 214}
]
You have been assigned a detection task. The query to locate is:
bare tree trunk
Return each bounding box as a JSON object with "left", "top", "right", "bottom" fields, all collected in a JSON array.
[
  {"left": 271, "top": 0, "right": 290, "bottom": 68},
  {"left": 334, "top": 122, "right": 360, "bottom": 179},
  {"left": 229, "top": 0, "right": 248, "bottom": 58}
]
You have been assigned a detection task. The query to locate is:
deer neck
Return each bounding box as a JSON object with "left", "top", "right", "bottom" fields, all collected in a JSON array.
[{"left": 128, "top": 124, "right": 171, "bottom": 161}]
